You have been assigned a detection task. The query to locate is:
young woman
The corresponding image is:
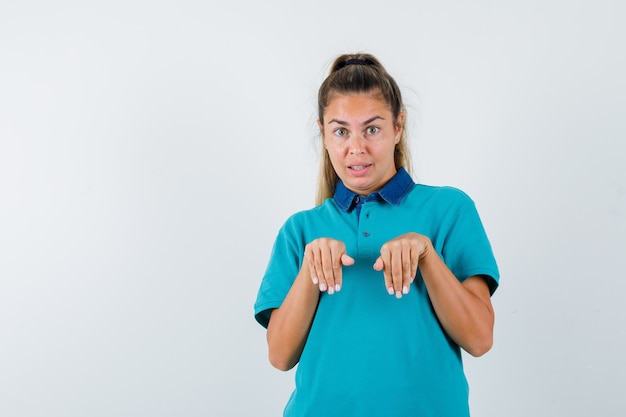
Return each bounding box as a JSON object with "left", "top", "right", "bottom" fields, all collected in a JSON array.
[{"left": 254, "top": 53, "right": 499, "bottom": 417}]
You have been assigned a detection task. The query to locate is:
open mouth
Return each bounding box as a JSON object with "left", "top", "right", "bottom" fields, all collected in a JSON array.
[{"left": 349, "top": 164, "right": 370, "bottom": 171}]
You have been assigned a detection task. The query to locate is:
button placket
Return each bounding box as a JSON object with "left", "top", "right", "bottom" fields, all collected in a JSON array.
[
  {"left": 360, "top": 203, "right": 371, "bottom": 238},
  {"left": 357, "top": 202, "right": 379, "bottom": 259}
]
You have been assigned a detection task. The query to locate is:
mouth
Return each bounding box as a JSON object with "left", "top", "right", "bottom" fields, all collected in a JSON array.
[{"left": 348, "top": 164, "right": 371, "bottom": 170}]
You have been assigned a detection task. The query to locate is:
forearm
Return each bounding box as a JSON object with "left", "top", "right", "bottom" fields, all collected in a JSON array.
[
  {"left": 266, "top": 268, "right": 320, "bottom": 371},
  {"left": 419, "top": 242, "right": 495, "bottom": 357}
]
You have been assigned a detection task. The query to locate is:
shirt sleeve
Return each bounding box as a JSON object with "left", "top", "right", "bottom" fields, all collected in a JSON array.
[
  {"left": 254, "top": 217, "right": 305, "bottom": 328},
  {"left": 439, "top": 189, "right": 500, "bottom": 295}
]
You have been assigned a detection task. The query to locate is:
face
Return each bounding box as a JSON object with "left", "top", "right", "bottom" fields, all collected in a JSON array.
[{"left": 319, "top": 92, "right": 404, "bottom": 196}]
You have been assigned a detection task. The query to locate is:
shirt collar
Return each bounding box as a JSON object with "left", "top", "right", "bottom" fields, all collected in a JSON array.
[{"left": 333, "top": 167, "right": 415, "bottom": 212}]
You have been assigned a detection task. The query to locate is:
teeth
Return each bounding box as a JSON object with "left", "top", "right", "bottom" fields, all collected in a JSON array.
[{"left": 351, "top": 165, "right": 367, "bottom": 170}]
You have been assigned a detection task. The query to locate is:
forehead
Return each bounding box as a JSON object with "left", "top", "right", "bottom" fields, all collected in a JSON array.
[{"left": 324, "top": 91, "right": 391, "bottom": 119}]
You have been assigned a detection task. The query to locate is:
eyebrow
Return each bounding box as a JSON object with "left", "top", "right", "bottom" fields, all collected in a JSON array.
[{"left": 327, "top": 115, "right": 385, "bottom": 126}]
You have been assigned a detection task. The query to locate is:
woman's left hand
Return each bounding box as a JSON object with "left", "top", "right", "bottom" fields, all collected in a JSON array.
[
  {"left": 375, "top": 232, "right": 495, "bottom": 356},
  {"left": 373, "top": 232, "right": 429, "bottom": 298}
]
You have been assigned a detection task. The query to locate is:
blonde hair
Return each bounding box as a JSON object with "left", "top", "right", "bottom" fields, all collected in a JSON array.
[{"left": 315, "top": 53, "right": 412, "bottom": 205}]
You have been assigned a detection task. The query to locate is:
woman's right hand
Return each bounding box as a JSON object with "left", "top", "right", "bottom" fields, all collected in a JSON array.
[{"left": 304, "top": 238, "right": 354, "bottom": 294}]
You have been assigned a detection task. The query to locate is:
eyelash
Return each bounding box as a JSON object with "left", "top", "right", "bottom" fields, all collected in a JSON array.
[{"left": 333, "top": 126, "right": 380, "bottom": 137}]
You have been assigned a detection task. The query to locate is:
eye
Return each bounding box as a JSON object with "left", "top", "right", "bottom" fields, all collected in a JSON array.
[
  {"left": 334, "top": 128, "right": 348, "bottom": 137},
  {"left": 365, "top": 126, "right": 380, "bottom": 135}
]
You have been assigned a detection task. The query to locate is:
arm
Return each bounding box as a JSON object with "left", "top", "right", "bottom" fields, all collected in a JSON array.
[
  {"left": 418, "top": 240, "right": 494, "bottom": 357},
  {"left": 266, "top": 267, "right": 320, "bottom": 371},
  {"left": 266, "top": 238, "right": 354, "bottom": 371},
  {"left": 374, "top": 233, "right": 494, "bottom": 357}
]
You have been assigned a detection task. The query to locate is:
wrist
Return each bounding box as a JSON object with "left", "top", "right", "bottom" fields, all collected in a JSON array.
[
  {"left": 418, "top": 237, "right": 434, "bottom": 264},
  {"left": 297, "top": 265, "right": 322, "bottom": 296}
]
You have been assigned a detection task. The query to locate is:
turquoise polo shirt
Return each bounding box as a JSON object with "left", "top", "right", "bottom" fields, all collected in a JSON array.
[{"left": 255, "top": 168, "right": 499, "bottom": 417}]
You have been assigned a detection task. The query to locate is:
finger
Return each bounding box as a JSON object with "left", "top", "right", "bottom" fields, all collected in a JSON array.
[
  {"left": 401, "top": 244, "right": 412, "bottom": 296},
  {"left": 330, "top": 249, "right": 343, "bottom": 293},
  {"left": 307, "top": 245, "right": 324, "bottom": 291},
  {"left": 341, "top": 254, "right": 355, "bottom": 266},
  {"left": 390, "top": 249, "right": 404, "bottom": 298},
  {"left": 320, "top": 244, "right": 335, "bottom": 294},
  {"left": 372, "top": 257, "right": 383, "bottom": 271},
  {"left": 327, "top": 254, "right": 354, "bottom": 293},
  {"left": 378, "top": 250, "right": 395, "bottom": 296},
  {"left": 328, "top": 243, "right": 352, "bottom": 293},
  {"left": 312, "top": 244, "right": 330, "bottom": 293},
  {"left": 410, "top": 246, "right": 419, "bottom": 284}
]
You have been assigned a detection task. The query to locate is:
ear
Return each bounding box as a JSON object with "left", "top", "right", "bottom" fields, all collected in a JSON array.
[
  {"left": 317, "top": 119, "right": 328, "bottom": 149},
  {"left": 395, "top": 112, "right": 405, "bottom": 143}
]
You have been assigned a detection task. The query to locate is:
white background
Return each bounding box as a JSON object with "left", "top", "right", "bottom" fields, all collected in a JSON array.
[{"left": 1, "top": 1, "right": 625, "bottom": 416}]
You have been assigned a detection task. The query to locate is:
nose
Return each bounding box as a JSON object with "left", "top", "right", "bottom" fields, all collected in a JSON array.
[{"left": 349, "top": 134, "right": 364, "bottom": 155}]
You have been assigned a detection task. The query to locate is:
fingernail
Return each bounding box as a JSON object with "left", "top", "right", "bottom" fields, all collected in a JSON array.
[
  {"left": 403, "top": 286, "right": 409, "bottom": 294},
  {"left": 388, "top": 287, "right": 394, "bottom": 295},
  {"left": 395, "top": 291, "right": 402, "bottom": 299},
  {"left": 328, "top": 286, "right": 335, "bottom": 295},
  {"left": 319, "top": 283, "right": 327, "bottom": 292},
  {"left": 335, "top": 284, "right": 341, "bottom": 292},
  {"left": 312, "top": 277, "right": 318, "bottom": 285}
]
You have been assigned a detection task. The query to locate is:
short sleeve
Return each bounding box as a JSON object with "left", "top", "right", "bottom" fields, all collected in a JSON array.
[
  {"left": 439, "top": 191, "right": 500, "bottom": 295},
  {"left": 254, "top": 218, "right": 304, "bottom": 328}
]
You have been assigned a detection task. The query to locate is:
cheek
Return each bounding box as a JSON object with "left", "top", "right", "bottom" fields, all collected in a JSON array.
[
  {"left": 325, "top": 147, "right": 341, "bottom": 163},
  {"left": 324, "top": 140, "right": 346, "bottom": 156},
  {"left": 325, "top": 145, "right": 350, "bottom": 170},
  {"left": 370, "top": 141, "right": 391, "bottom": 154}
]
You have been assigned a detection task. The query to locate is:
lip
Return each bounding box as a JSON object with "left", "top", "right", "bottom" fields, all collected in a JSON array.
[{"left": 347, "top": 164, "right": 372, "bottom": 175}]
